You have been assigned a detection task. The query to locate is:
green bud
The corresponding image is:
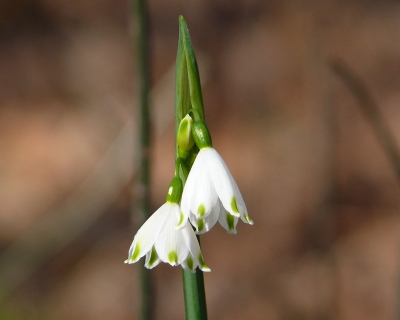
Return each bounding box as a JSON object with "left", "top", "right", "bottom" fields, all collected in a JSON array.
[
  {"left": 192, "top": 120, "right": 212, "bottom": 149},
  {"left": 166, "top": 176, "right": 183, "bottom": 204},
  {"left": 177, "top": 114, "right": 195, "bottom": 151}
]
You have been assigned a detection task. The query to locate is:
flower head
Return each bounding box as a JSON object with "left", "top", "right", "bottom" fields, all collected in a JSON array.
[
  {"left": 178, "top": 119, "right": 253, "bottom": 234},
  {"left": 125, "top": 177, "right": 210, "bottom": 272}
]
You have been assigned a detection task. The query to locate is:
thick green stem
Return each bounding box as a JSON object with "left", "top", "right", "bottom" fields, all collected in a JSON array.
[
  {"left": 182, "top": 240, "right": 208, "bottom": 320},
  {"left": 134, "top": 0, "right": 154, "bottom": 319}
]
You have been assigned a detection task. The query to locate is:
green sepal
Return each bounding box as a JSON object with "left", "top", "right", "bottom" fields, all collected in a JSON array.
[
  {"left": 166, "top": 176, "right": 183, "bottom": 204},
  {"left": 192, "top": 120, "right": 212, "bottom": 149},
  {"left": 178, "top": 114, "right": 195, "bottom": 151}
]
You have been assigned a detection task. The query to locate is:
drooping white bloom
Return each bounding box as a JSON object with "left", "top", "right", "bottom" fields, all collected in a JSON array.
[
  {"left": 178, "top": 147, "right": 253, "bottom": 234},
  {"left": 125, "top": 202, "right": 210, "bottom": 272},
  {"left": 125, "top": 177, "right": 210, "bottom": 272}
]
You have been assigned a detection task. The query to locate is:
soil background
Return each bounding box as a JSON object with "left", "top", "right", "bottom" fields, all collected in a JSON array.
[{"left": 1, "top": 0, "right": 400, "bottom": 319}]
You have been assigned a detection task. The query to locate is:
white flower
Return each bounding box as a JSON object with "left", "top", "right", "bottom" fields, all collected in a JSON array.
[
  {"left": 125, "top": 202, "right": 210, "bottom": 272},
  {"left": 178, "top": 147, "right": 253, "bottom": 234}
]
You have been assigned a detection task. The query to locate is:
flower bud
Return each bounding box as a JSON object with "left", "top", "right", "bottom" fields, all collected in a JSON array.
[
  {"left": 177, "top": 115, "right": 195, "bottom": 151},
  {"left": 166, "top": 176, "right": 183, "bottom": 204},
  {"left": 192, "top": 120, "right": 212, "bottom": 149}
]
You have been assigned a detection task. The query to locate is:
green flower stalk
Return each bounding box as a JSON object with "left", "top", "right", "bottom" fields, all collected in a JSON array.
[
  {"left": 175, "top": 17, "right": 253, "bottom": 319},
  {"left": 127, "top": 14, "right": 253, "bottom": 320},
  {"left": 175, "top": 16, "right": 209, "bottom": 320}
]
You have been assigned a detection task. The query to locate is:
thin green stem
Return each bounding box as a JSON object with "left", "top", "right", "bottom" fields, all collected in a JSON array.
[
  {"left": 187, "top": 108, "right": 202, "bottom": 122},
  {"left": 134, "top": 0, "right": 154, "bottom": 319}
]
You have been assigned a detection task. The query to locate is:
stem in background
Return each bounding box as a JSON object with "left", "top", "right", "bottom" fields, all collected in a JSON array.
[
  {"left": 134, "top": 0, "right": 154, "bottom": 319},
  {"left": 329, "top": 58, "right": 400, "bottom": 320},
  {"left": 329, "top": 59, "right": 400, "bottom": 181}
]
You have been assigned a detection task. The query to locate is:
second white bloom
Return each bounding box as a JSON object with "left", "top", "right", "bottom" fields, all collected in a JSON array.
[{"left": 178, "top": 147, "right": 253, "bottom": 234}]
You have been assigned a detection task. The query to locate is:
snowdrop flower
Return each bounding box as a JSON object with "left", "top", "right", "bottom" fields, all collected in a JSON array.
[
  {"left": 178, "top": 118, "right": 253, "bottom": 234},
  {"left": 125, "top": 176, "right": 210, "bottom": 272}
]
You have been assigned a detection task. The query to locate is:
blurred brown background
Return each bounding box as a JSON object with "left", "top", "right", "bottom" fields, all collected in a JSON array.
[{"left": 1, "top": 0, "right": 400, "bottom": 319}]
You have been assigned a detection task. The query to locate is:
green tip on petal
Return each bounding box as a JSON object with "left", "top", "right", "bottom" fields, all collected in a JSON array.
[
  {"left": 186, "top": 256, "right": 194, "bottom": 271},
  {"left": 197, "top": 204, "right": 205, "bottom": 217},
  {"left": 168, "top": 251, "right": 178, "bottom": 264},
  {"left": 197, "top": 218, "right": 205, "bottom": 232},
  {"left": 177, "top": 211, "right": 185, "bottom": 228},
  {"left": 131, "top": 243, "right": 141, "bottom": 261},
  {"left": 230, "top": 196, "right": 239, "bottom": 214},
  {"left": 198, "top": 254, "right": 210, "bottom": 271},
  {"left": 244, "top": 213, "right": 254, "bottom": 225},
  {"left": 226, "top": 214, "right": 235, "bottom": 232},
  {"left": 148, "top": 247, "right": 159, "bottom": 267}
]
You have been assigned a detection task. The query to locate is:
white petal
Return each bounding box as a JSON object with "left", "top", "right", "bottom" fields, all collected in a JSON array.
[
  {"left": 194, "top": 175, "right": 218, "bottom": 219},
  {"left": 179, "top": 157, "right": 201, "bottom": 229},
  {"left": 218, "top": 209, "right": 239, "bottom": 234},
  {"left": 231, "top": 181, "right": 253, "bottom": 225},
  {"left": 232, "top": 179, "right": 246, "bottom": 211},
  {"left": 155, "top": 203, "right": 189, "bottom": 266},
  {"left": 125, "top": 203, "right": 170, "bottom": 263},
  {"left": 205, "top": 148, "right": 240, "bottom": 218},
  {"left": 181, "top": 224, "right": 211, "bottom": 272},
  {"left": 189, "top": 200, "right": 220, "bottom": 234},
  {"left": 186, "top": 150, "right": 218, "bottom": 219}
]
